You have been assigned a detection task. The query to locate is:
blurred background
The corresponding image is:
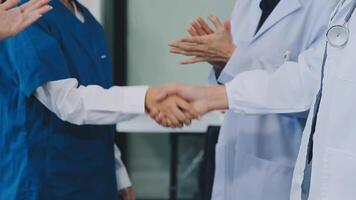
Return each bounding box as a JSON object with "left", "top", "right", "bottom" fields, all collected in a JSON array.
[{"left": 78, "top": 1, "right": 236, "bottom": 199}]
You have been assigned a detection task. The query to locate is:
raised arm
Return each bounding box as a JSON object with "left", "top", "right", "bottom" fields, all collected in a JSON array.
[{"left": 0, "top": 0, "right": 52, "bottom": 40}]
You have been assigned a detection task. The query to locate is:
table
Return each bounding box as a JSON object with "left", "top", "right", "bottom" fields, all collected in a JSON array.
[{"left": 116, "top": 112, "right": 223, "bottom": 200}]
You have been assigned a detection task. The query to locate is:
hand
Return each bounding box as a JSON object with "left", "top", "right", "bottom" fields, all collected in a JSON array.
[
  {"left": 169, "top": 15, "right": 236, "bottom": 66},
  {"left": 145, "top": 86, "right": 175, "bottom": 117},
  {"left": 0, "top": 0, "right": 52, "bottom": 40},
  {"left": 154, "top": 95, "right": 199, "bottom": 128},
  {"left": 119, "top": 186, "right": 135, "bottom": 200},
  {"left": 186, "top": 17, "right": 226, "bottom": 70},
  {"left": 186, "top": 16, "right": 214, "bottom": 37},
  {"left": 154, "top": 84, "right": 211, "bottom": 119},
  {"left": 145, "top": 86, "right": 200, "bottom": 128},
  {"left": 155, "top": 84, "right": 229, "bottom": 117}
]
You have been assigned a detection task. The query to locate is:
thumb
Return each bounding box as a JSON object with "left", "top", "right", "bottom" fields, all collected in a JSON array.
[
  {"left": 224, "top": 19, "right": 231, "bottom": 32},
  {"left": 154, "top": 84, "right": 179, "bottom": 101}
]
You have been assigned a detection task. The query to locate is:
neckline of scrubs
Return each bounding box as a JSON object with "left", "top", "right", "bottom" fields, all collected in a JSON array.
[
  {"left": 52, "top": 0, "right": 103, "bottom": 69},
  {"left": 53, "top": 0, "right": 88, "bottom": 26}
]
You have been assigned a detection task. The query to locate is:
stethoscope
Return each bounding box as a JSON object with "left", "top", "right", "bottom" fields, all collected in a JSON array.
[{"left": 327, "top": 0, "right": 356, "bottom": 48}]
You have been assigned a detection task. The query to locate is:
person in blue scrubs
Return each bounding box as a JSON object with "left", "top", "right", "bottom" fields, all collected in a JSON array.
[
  {"left": 0, "top": 0, "right": 199, "bottom": 199},
  {"left": 0, "top": 1, "right": 117, "bottom": 199}
]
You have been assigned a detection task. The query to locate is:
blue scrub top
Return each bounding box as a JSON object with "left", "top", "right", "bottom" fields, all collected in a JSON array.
[{"left": 0, "top": 1, "right": 118, "bottom": 199}]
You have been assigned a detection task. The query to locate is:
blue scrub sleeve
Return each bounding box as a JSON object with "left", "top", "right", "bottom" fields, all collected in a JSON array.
[{"left": 6, "top": 18, "right": 71, "bottom": 97}]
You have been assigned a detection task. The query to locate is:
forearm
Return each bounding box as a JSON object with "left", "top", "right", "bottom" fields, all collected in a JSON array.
[
  {"left": 224, "top": 62, "right": 319, "bottom": 114},
  {"left": 204, "top": 85, "right": 229, "bottom": 111},
  {"left": 218, "top": 39, "right": 324, "bottom": 114},
  {"left": 35, "top": 78, "right": 148, "bottom": 125}
]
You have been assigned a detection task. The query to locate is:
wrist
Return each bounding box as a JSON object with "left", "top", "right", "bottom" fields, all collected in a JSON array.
[{"left": 204, "top": 85, "right": 228, "bottom": 112}]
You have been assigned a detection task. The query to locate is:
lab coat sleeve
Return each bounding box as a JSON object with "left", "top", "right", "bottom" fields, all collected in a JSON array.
[
  {"left": 34, "top": 78, "right": 148, "bottom": 125},
  {"left": 225, "top": 40, "right": 325, "bottom": 114},
  {"left": 115, "top": 145, "right": 132, "bottom": 190}
]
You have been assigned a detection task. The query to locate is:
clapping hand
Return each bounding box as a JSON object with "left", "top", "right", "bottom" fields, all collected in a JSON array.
[
  {"left": 0, "top": 0, "right": 52, "bottom": 40},
  {"left": 169, "top": 15, "right": 236, "bottom": 68}
]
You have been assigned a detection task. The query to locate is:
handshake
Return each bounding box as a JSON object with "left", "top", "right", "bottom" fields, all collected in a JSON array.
[
  {"left": 144, "top": 14, "right": 233, "bottom": 128},
  {"left": 145, "top": 83, "right": 228, "bottom": 128}
]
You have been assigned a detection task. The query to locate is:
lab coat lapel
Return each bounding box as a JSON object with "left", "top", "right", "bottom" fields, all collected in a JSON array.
[
  {"left": 252, "top": 0, "right": 302, "bottom": 43},
  {"left": 244, "top": 0, "right": 263, "bottom": 43}
]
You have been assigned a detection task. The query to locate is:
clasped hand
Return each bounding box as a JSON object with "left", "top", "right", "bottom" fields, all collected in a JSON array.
[{"left": 145, "top": 84, "right": 210, "bottom": 128}]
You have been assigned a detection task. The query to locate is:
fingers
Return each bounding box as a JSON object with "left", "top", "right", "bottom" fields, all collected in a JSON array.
[
  {"left": 0, "top": 0, "right": 20, "bottom": 10},
  {"left": 165, "top": 110, "right": 182, "bottom": 128},
  {"left": 180, "top": 56, "right": 207, "bottom": 65},
  {"left": 179, "top": 36, "right": 206, "bottom": 44},
  {"left": 155, "top": 96, "right": 197, "bottom": 128},
  {"left": 151, "top": 87, "right": 169, "bottom": 102},
  {"left": 176, "top": 98, "right": 200, "bottom": 119},
  {"left": 182, "top": 112, "right": 193, "bottom": 126},
  {"left": 224, "top": 18, "right": 232, "bottom": 32},
  {"left": 191, "top": 20, "right": 206, "bottom": 36},
  {"left": 21, "top": 5, "right": 52, "bottom": 29},
  {"left": 170, "top": 47, "right": 206, "bottom": 57},
  {"left": 170, "top": 106, "right": 188, "bottom": 127},
  {"left": 187, "top": 26, "right": 198, "bottom": 37},
  {"left": 170, "top": 41, "right": 207, "bottom": 54},
  {"left": 20, "top": 0, "right": 50, "bottom": 14},
  {"left": 208, "top": 14, "right": 223, "bottom": 30},
  {"left": 197, "top": 17, "right": 214, "bottom": 34}
]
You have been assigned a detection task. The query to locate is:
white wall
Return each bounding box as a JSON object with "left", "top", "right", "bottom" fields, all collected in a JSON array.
[
  {"left": 77, "top": 0, "right": 102, "bottom": 23},
  {"left": 127, "top": 0, "right": 237, "bottom": 86}
]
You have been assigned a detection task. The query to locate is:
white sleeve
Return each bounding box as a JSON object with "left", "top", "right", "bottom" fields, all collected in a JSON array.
[
  {"left": 34, "top": 78, "right": 148, "bottom": 125},
  {"left": 115, "top": 145, "right": 132, "bottom": 190},
  {"left": 225, "top": 40, "right": 325, "bottom": 114}
]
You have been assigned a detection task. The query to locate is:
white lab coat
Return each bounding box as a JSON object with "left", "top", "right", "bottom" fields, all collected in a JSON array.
[
  {"left": 211, "top": 0, "right": 339, "bottom": 200},
  {"left": 290, "top": 1, "right": 356, "bottom": 199}
]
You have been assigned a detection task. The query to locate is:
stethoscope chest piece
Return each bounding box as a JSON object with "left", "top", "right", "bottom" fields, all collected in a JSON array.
[{"left": 327, "top": 25, "right": 350, "bottom": 48}]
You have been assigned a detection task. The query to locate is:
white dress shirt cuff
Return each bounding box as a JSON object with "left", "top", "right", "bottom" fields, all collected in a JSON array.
[
  {"left": 116, "top": 164, "right": 132, "bottom": 190},
  {"left": 118, "top": 86, "right": 149, "bottom": 114}
]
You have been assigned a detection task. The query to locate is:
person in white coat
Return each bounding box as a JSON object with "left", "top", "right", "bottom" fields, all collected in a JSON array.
[
  {"left": 168, "top": 0, "right": 338, "bottom": 199},
  {"left": 157, "top": 1, "right": 356, "bottom": 199}
]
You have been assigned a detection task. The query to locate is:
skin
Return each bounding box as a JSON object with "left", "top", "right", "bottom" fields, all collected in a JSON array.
[
  {"left": 149, "top": 14, "right": 235, "bottom": 128},
  {"left": 150, "top": 15, "right": 236, "bottom": 128},
  {"left": 150, "top": 84, "right": 229, "bottom": 128},
  {"left": 119, "top": 186, "right": 135, "bottom": 200},
  {"left": 145, "top": 87, "right": 200, "bottom": 128},
  {"left": 169, "top": 15, "right": 236, "bottom": 68},
  {"left": 0, "top": 0, "right": 52, "bottom": 40}
]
